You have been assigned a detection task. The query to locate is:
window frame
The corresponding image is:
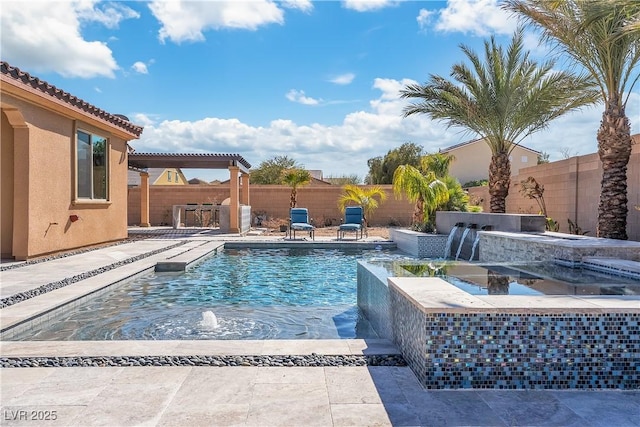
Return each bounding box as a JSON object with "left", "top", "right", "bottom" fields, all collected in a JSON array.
[{"left": 74, "top": 123, "right": 111, "bottom": 204}]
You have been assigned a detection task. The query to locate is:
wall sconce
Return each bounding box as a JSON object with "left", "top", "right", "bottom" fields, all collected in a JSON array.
[{"left": 69, "top": 214, "right": 80, "bottom": 222}]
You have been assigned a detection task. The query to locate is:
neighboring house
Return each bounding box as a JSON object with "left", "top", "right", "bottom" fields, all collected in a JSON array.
[
  {"left": 439, "top": 138, "right": 541, "bottom": 186},
  {"left": 188, "top": 178, "right": 210, "bottom": 185},
  {"left": 128, "top": 168, "right": 188, "bottom": 187},
  {"left": 1, "top": 61, "right": 143, "bottom": 260}
]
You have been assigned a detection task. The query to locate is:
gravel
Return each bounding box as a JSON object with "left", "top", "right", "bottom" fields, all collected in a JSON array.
[
  {"left": 1, "top": 354, "right": 406, "bottom": 368},
  {"left": 0, "top": 241, "right": 188, "bottom": 309}
]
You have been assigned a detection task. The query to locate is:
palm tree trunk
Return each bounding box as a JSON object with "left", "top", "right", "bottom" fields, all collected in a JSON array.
[
  {"left": 597, "top": 97, "right": 631, "bottom": 240},
  {"left": 290, "top": 188, "right": 297, "bottom": 208},
  {"left": 413, "top": 197, "right": 425, "bottom": 225},
  {"left": 488, "top": 152, "right": 511, "bottom": 213}
]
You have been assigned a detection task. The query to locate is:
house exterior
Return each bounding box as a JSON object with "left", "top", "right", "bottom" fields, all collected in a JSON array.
[
  {"left": 440, "top": 138, "right": 541, "bottom": 186},
  {"left": 127, "top": 168, "right": 188, "bottom": 187},
  {"left": 1, "top": 61, "right": 143, "bottom": 260}
]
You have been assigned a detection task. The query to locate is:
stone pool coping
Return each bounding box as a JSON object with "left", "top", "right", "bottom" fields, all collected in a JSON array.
[{"left": 388, "top": 277, "right": 640, "bottom": 314}]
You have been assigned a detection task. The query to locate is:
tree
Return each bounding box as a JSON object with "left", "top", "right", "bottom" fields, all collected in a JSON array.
[
  {"left": 325, "top": 174, "right": 361, "bottom": 185},
  {"left": 537, "top": 152, "right": 550, "bottom": 164},
  {"left": 421, "top": 152, "right": 455, "bottom": 179},
  {"left": 365, "top": 142, "right": 423, "bottom": 184},
  {"left": 505, "top": 0, "right": 640, "bottom": 239},
  {"left": 250, "top": 155, "right": 300, "bottom": 184},
  {"left": 400, "top": 28, "right": 599, "bottom": 213},
  {"left": 392, "top": 165, "right": 448, "bottom": 227},
  {"left": 337, "top": 185, "right": 387, "bottom": 227},
  {"left": 281, "top": 168, "right": 311, "bottom": 208}
]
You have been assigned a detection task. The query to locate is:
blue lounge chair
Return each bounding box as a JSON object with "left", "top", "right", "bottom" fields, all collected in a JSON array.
[
  {"left": 338, "top": 206, "right": 364, "bottom": 240},
  {"left": 289, "top": 208, "right": 315, "bottom": 240}
]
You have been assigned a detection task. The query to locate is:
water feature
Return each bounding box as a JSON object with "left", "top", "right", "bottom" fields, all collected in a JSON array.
[
  {"left": 444, "top": 222, "right": 464, "bottom": 258},
  {"left": 468, "top": 225, "right": 491, "bottom": 261},
  {"left": 200, "top": 310, "right": 219, "bottom": 329},
  {"left": 455, "top": 224, "right": 476, "bottom": 260}
]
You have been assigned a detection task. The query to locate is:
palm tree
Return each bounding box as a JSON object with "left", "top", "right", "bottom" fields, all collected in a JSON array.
[
  {"left": 281, "top": 168, "right": 311, "bottom": 208},
  {"left": 337, "top": 185, "right": 387, "bottom": 227},
  {"left": 401, "top": 28, "right": 599, "bottom": 213},
  {"left": 392, "top": 165, "right": 449, "bottom": 226},
  {"left": 504, "top": 0, "right": 640, "bottom": 239},
  {"left": 421, "top": 152, "right": 455, "bottom": 179}
]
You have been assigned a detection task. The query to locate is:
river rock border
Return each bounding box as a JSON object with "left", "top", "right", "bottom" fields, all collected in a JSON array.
[
  {"left": 1, "top": 354, "right": 406, "bottom": 368},
  {"left": 0, "top": 241, "right": 189, "bottom": 309}
]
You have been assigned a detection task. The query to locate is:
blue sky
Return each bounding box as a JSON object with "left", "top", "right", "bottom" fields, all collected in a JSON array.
[{"left": 2, "top": 0, "right": 638, "bottom": 182}]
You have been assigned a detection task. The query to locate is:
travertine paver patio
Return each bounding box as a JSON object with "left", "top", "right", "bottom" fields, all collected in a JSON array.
[{"left": 1, "top": 229, "right": 639, "bottom": 426}]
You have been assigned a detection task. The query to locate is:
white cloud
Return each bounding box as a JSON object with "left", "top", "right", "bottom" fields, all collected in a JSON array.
[
  {"left": 286, "top": 89, "right": 321, "bottom": 105},
  {"left": 330, "top": 73, "right": 355, "bottom": 85},
  {"left": 75, "top": 1, "right": 140, "bottom": 29},
  {"left": 417, "top": 9, "right": 435, "bottom": 32},
  {"left": 131, "top": 61, "right": 149, "bottom": 74},
  {"left": 0, "top": 1, "right": 132, "bottom": 78},
  {"left": 132, "top": 80, "right": 639, "bottom": 181},
  {"left": 343, "top": 0, "right": 401, "bottom": 12},
  {"left": 433, "top": 0, "right": 516, "bottom": 36},
  {"left": 148, "top": 0, "right": 285, "bottom": 44},
  {"left": 281, "top": 0, "right": 314, "bottom": 13}
]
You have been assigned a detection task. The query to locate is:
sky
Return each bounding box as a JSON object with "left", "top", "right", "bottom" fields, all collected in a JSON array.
[{"left": 1, "top": 0, "right": 639, "bottom": 182}]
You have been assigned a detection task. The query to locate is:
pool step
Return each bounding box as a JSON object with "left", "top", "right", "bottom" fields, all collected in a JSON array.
[{"left": 155, "top": 241, "right": 224, "bottom": 272}]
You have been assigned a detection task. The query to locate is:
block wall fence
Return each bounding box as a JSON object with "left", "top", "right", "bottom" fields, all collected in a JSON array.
[
  {"left": 467, "top": 144, "right": 639, "bottom": 241},
  {"left": 128, "top": 144, "right": 639, "bottom": 241}
]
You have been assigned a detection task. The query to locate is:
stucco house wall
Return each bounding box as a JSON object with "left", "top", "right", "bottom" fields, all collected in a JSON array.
[
  {"left": 441, "top": 138, "right": 540, "bottom": 185},
  {"left": 1, "top": 62, "right": 142, "bottom": 260}
]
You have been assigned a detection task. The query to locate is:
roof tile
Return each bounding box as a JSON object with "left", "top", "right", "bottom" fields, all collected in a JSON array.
[{"left": 1, "top": 61, "right": 143, "bottom": 137}]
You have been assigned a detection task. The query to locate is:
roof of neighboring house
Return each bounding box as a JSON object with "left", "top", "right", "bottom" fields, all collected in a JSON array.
[
  {"left": 440, "top": 138, "right": 541, "bottom": 154},
  {"left": 188, "top": 178, "right": 210, "bottom": 185},
  {"left": 0, "top": 61, "right": 143, "bottom": 137},
  {"left": 128, "top": 152, "right": 251, "bottom": 174},
  {"left": 128, "top": 168, "right": 172, "bottom": 186}
]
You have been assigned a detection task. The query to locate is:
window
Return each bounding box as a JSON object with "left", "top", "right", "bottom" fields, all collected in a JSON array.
[
  {"left": 167, "top": 170, "right": 172, "bottom": 181},
  {"left": 175, "top": 172, "right": 179, "bottom": 183},
  {"left": 76, "top": 129, "right": 108, "bottom": 200}
]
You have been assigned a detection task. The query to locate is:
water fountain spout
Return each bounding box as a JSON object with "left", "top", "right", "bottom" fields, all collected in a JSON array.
[
  {"left": 455, "top": 225, "right": 474, "bottom": 260},
  {"left": 444, "top": 223, "right": 465, "bottom": 258},
  {"left": 200, "top": 311, "right": 219, "bottom": 329},
  {"left": 469, "top": 225, "right": 492, "bottom": 261}
]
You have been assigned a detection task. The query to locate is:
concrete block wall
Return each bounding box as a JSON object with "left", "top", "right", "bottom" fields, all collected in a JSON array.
[
  {"left": 128, "top": 185, "right": 416, "bottom": 227},
  {"left": 466, "top": 144, "right": 639, "bottom": 241}
]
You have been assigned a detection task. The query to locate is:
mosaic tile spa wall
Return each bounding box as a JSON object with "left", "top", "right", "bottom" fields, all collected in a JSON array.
[{"left": 389, "top": 285, "right": 639, "bottom": 390}]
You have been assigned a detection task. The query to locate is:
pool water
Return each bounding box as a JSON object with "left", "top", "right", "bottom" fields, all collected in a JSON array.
[
  {"left": 393, "top": 261, "right": 640, "bottom": 295},
  {"left": 11, "top": 248, "right": 411, "bottom": 341}
]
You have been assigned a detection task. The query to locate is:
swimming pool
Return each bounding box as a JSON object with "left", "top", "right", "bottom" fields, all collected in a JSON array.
[{"left": 9, "top": 248, "right": 412, "bottom": 341}]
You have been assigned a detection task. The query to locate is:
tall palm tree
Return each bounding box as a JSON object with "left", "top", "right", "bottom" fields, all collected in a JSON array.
[
  {"left": 281, "top": 168, "right": 311, "bottom": 208},
  {"left": 392, "top": 165, "right": 449, "bottom": 226},
  {"left": 401, "top": 28, "right": 599, "bottom": 213},
  {"left": 337, "top": 185, "right": 387, "bottom": 227},
  {"left": 504, "top": 0, "right": 640, "bottom": 239}
]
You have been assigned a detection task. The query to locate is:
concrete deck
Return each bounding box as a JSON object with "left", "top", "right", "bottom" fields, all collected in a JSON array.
[{"left": 1, "top": 229, "right": 639, "bottom": 426}]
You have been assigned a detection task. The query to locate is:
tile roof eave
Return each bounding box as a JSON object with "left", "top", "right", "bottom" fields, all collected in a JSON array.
[{"left": 0, "top": 61, "right": 143, "bottom": 139}]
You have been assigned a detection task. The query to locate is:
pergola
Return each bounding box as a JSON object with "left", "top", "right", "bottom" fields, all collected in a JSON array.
[{"left": 128, "top": 153, "right": 251, "bottom": 233}]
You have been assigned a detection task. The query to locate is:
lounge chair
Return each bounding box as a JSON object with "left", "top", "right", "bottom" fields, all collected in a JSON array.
[
  {"left": 337, "top": 206, "right": 364, "bottom": 240},
  {"left": 289, "top": 208, "right": 315, "bottom": 240}
]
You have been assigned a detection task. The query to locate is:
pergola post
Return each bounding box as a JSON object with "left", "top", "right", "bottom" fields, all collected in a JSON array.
[
  {"left": 229, "top": 165, "right": 240, "bottom": 233},
  {"left": 140, "top": 171, "right": 151, "bottom": 227}
]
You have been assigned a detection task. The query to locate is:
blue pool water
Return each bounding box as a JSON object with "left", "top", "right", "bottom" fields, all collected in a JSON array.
[{"left": 12, "top": 248, "right": 411, "bottom": 341}]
